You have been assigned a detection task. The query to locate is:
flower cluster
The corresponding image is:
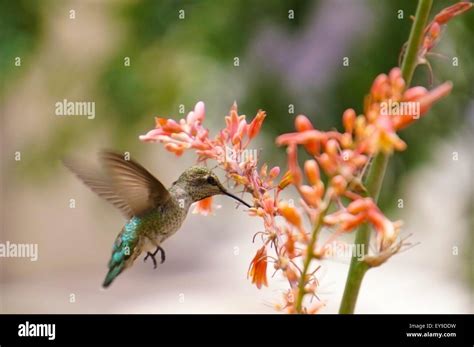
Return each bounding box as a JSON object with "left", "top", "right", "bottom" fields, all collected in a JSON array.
[
  {"left": 273, "top": 66, "right": 452, "bottom": 311},
  {"left": 138, "top": 2, "right": 470, "bottom": 314},
  {"left": 139, "top": 65, "right": 450, "bottom": 312},
  {"left": 139, "top": 101, "right": 296, "bottom": 293},
  {"left": 140, "top": 101, "right": 268, "bottom": 214}
]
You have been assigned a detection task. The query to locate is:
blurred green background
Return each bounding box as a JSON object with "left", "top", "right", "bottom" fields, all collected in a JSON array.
[
  {"left": 2, "top": 0, "right": 473, "bottom": 194},
  {"left": 1, "top": 0, "right": 472, "bottom": 313}
]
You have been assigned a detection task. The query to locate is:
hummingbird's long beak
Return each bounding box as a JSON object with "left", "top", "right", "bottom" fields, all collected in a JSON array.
[{"left": 220, "top": 188, "right": 251, "bottom": 208}]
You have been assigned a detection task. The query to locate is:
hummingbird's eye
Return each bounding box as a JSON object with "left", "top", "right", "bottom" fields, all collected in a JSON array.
[{"left": 206, "top": 176, "right": 217, "bottom": 185}]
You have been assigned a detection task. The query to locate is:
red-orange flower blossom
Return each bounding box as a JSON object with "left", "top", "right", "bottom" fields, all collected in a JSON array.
[
  {"left": 248, "top": 246, "right": 268, "bottom": 289},
  {"left": 420, "top": 2, "right": 473, "bottom": 59}
]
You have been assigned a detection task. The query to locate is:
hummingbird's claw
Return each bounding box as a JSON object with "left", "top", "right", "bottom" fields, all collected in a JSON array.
[
  {"left": 143, "top": 245, "right": 166, "bottom": 269},
  {"left": 158, "top": 246, "right": 166, "bottom": 264},
  {"left": 144, "top": 252, "right": 157, "bottom": 268}
]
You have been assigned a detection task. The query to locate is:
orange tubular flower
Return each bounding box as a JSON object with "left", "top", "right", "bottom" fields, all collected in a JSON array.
[
  {"left": 268, "top": 166, "right": 280, "bottom": 180},
  {"left": 295, "top": 115, "right": 320, "bottom": 155},
  {"left": 342, "top": 108, "right": 356, "bottom": 134},
  {"left": 248, "top": 246, "right": 268, "bottom": 289},
  {"left": 275, "top": 115, "right": 340, "bottom": 154},
  {"left": 421, "top": 2, "right": 473, "bottom": 57},
  {"left": 225, "top": 103, "right": 247, "bottom": 143},
  {"left": 248, "top": 110, "right": 267, "bottom": 140},
  {"left": 431, "top": 1, "right": 473, "bottom": 26},
  {"left": 286, "top": 144, "right": 302, "bottom": 186},
  {"left": 283, "top": 228, "right": 297, "bottom": 259},
  {"left": 192, "top": 197, "right": 214, "bottom": 216},
  {"left": 278, "top": 201, "right": 302, "bottom": 229},
  {"left": 299, "top": 185, "right": 320, "bottom": 207},
  {"left": 304, "top": 160, "right": 320, "bottom": 185},
  {"left": 356, "top": 67, "right": 453, "bottom": 154},
  {"left": 392, "top": 81, "right": 453, "bottom": 130}
]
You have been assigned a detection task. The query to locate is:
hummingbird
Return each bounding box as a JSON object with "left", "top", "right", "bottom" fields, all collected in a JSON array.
[{"left": 63, "top": 151, "right": 250, "bottom": 288}]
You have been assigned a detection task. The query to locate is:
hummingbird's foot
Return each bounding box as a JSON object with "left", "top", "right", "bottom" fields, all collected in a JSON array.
[
  {"left": 143, "top": 246, "right": 166, "bottom": 269},
  {"left": 144, "top": 251, "right": 157, "bottom": 269},
  {"left": 156, "top": 246, "right": 166, "bottom": 264}
]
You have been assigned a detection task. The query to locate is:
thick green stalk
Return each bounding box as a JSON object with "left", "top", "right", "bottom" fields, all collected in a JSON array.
[
  {"left": 338, "top": 153, "right": 389, "bottom": 314},
  {"left": 338, "top": 0, "right": 433, "bottom": 314},
  {"left": 400, "top": 0, "right": 434, "bottom": 85}
]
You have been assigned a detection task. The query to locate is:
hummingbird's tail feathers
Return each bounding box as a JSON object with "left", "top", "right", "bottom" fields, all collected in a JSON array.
[
  {"left": 102, "top": 242, "right": 130, "bottom": 288},
  {"left": 102, "top": 264, "right": 125, "bottom": 288},
  {"left": 103, "top": 243, "right": 130, "bottom": 288},
  {"left": 102, "top": 218, "right": 141, "bottom": 288}
]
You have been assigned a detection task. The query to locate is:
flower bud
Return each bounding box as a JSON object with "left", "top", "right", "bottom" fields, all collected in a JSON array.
[
  {"left": 278, "top": 201, "right": 302, "bottom": 229},
  {"left": 304, "top": 160, "right": 320, "bottom": 185},
  {"left": 269, "top": 166, "right": 281, "bottom": 179},
  {"left": 342, "top": 108, "right": 356, "bottom": 134},
  {"left": 330, "top": 175, "right": 347, "bottom": 196},
  {"left": 295, "top": 115, "right": 314, "bottom": 132},
  {"left": 299, "top": 185, "right": 319, "bottom": 207}
]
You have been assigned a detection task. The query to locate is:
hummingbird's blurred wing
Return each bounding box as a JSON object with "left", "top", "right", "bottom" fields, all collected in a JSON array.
[
  {"left": 99, "top": 151, "right": 170, "bottom": 216},
  {"left": 63, "top": 151, "right": 170, "bottom": 218},
  {"left": 63, "top": 158, "right": 134, "bottom": 218}
]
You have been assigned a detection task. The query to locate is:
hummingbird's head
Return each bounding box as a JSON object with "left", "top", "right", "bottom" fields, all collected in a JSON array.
[{"left": 174, "top": 166, "right": 251, "bottom": 207}]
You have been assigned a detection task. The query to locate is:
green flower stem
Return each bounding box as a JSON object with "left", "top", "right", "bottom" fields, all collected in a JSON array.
[
  {"left": 295, "top": 197, "right": 331, "bottom": 313},
  {"left": 338, "top": 0, "right": 433, "bottom": 314},
  {"left": 338, "top": 153, "right": 389, "bottom": 314},
  {"left": 400, "top": 0, "right": 434, "bottom": 85}
]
